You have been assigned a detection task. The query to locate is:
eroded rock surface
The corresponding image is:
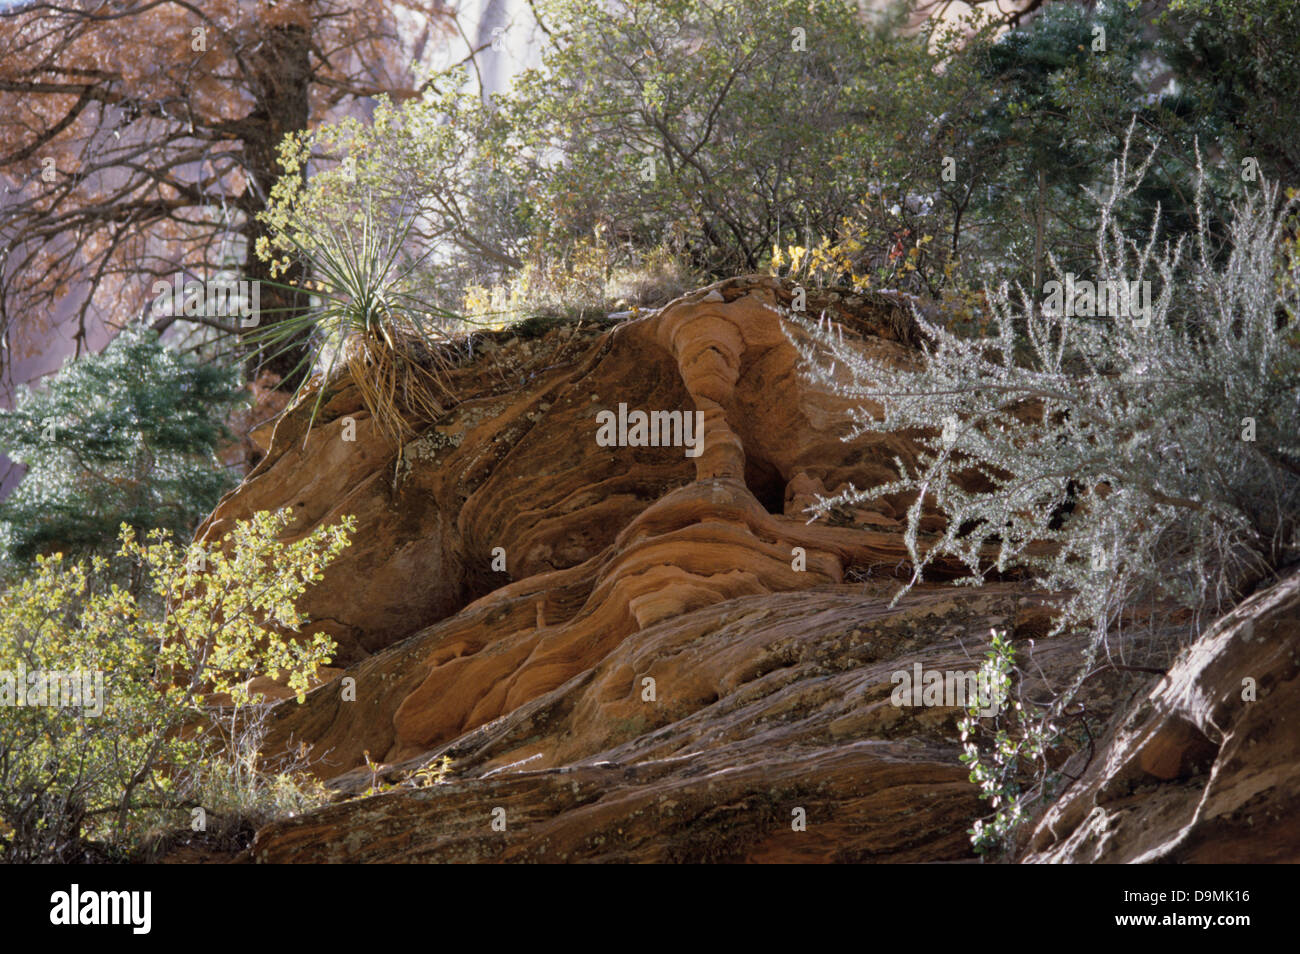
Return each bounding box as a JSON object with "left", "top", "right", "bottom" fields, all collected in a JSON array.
[
  {"left": 198, "top": 277, "right": 928, "bottom": 664},
  {"left": 191, "top": 275, "right": 1293, "bottom": 863}
]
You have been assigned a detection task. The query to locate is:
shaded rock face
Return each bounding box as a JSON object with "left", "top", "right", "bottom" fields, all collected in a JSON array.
[
  {"left": 193, "top": 275, "right": 1293, "bottom": 863},
  {"left": 251, "top": 584, "right": 1086, "bottom": 863},
  {"left": 1020, "top": 569, "right": 1300, "bottom": 864}
]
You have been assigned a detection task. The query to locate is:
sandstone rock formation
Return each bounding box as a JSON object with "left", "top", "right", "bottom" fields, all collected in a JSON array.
[
  {"left": 187, "top": 275, "right": 1294, "bottom": 863},
  {"left": 198, "top": 277, "right": 931, "bottom": 665}
]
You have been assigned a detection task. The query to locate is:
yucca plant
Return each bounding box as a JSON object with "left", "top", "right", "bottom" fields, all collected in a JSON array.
[{"left": 253, "top": 188, "right": 463, "bottom": 448}]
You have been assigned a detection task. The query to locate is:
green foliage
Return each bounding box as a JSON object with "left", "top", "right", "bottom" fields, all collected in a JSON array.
[
  {"left": 259, "top": 0, "right": 998, "bottom": 314},
  {"left": 0, "top": 327, "right": 244, "bottom": 566},
  {"left": 957, "top": 629, "right": 1048, "bottom": 854},
  {"left": 971, "top": 1, "right": 1146, "bottom": 279},
  {"left": 0, "top": 509, "right": 353, "bottom": 862},
  {"left": 255, "top": 0, "right": 1264, "bottom": 322},
  {"left": 1160, "top": 0, "right": 1300, "bottom": 183},
  {"left": 249, "top": 0, "right": 1278, "bottom": 334},
  {"left": 952, "top": 1, "right": 1232, "bottom": 292},
  {"left": 509, "top": 0, "right": 969, "bottom": 278},
  {"left": 770, "top": 1, "right": 1243, "bottom": 300}
]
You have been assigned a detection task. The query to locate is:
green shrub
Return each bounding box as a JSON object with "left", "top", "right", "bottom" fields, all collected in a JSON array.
[
  {"left": 506, "top": 0, "right": 970, "bottom": 277},
  {"left": 258, "top": 0, "right": 992, "bottom": 312},
  {"left": 0, "top": 509, "right": 353, "bottom": 862}
]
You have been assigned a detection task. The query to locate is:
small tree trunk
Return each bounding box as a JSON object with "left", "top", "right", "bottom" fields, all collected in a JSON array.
[
  {"left": 239, "top": 21, "right": 315, "bottom": 391},
  {"left": 1032, "top": 168, "right": 1047, "bottom": 314}
]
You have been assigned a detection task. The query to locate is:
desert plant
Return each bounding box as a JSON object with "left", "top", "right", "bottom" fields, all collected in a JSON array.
[
  {"left": 956, "top": 629, "right": 1053, "bottom": 854},
  {"left": 408, "top": 755, "right": 453, "bottom": 789},
  {"left": 361, "top": 750, "right": 387, "bottom": 796},
  {"left": 257, "top": 82, "right": 527, "bottom": 318},
  {"left": 791, "top": 133, "right": 1300, "bottom": 846},
  {"left": 168, "top": 707, "right": 330, "bottom": 852},
  {"left": 796, "top": 134, "right": 1299, "bottom": 651},
  {"left": 255, "top": 186, "right": 464, "bottom": 446}
]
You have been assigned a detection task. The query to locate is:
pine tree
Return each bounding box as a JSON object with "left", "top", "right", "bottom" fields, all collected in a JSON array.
[{"left": 0, "top": 327, "right": 245, "bottom": 565}]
